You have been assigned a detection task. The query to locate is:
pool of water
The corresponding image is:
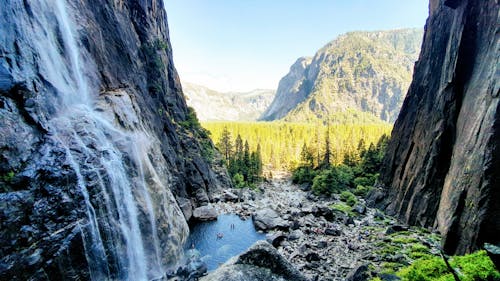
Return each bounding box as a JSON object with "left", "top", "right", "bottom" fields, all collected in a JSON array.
[{"left": 184, "top": 214, "right": 266, "bottom": 271}]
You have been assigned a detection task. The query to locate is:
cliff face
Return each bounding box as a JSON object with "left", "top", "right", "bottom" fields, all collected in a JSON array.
[
  {"left": 0, "top": 0, "right": 228, "bottom": 280},
  {"left": 260, "top": 29, "right": 423, "bottom": 123},
  {"left": 183, "top": 82, "right": 275, "bottom": 121},
  {"left": 260, "top": 57, "right": 312, "bottom": 121},
  {"left": 378, "top": 0, "right": 499, "bottom": 254}
]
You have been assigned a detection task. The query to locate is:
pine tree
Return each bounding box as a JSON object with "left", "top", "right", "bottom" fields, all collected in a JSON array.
[
  {"left": 322, "top": 124, "right": 331, "bottom": 167},
  {"left": 217, "top": 126, "right": 233, "bottom": 163}
]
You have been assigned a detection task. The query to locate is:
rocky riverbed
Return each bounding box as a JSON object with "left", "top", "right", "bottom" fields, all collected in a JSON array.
[{"left": 208, "top": 172, "right": 442, "bottom": 281}]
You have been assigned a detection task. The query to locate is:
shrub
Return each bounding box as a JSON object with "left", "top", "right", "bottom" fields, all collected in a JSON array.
[
  {"left": 292, "top": 166, "right": 317, "bottom": 184},
  {"left": 397, "top": 250, "right": 500, "bottom": 281},
  {"left": 232, "top": 173, "right": 246, "bottom": 189},
  {"left": 311, "top": 165, "right": 354, "bottom": 195},
  {"left": 340, "top": 191, "right": 357, "bottom": 206},
  {"left": 353, "top": 185, "right": 372, "bottom": 196}
]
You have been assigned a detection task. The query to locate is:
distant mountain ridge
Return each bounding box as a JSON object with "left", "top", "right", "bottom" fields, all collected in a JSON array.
[
  {"left": 260, "top": 28, "right": 423, "bottom": 123},
  {"left": 182, "top": 82, "right": 275, "bottom": 121}
]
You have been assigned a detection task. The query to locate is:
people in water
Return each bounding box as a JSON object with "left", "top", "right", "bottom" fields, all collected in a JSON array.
[{"left": 216, "top": 232, "right": 224, "bottom": 239}]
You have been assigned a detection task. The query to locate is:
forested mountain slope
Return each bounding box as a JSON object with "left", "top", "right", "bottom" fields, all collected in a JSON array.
[{"left": 261, "top": 29, "right": 423, "bottom": 123}]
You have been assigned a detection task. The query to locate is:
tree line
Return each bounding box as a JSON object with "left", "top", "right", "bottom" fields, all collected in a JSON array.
[
  {"left": 203, "top": 121, "right": 391, "bottom": 171},
  {"left": 216, "top": 126, "right": 263, "bottom": 188}
]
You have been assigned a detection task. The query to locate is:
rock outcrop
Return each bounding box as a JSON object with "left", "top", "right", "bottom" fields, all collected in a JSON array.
[
  {"left": 200, "top": 241, "right": 307, "bottom": 281},
  {"left": 0, "top": 0, "right": 229, "bottom": 280},
  {"left": 378, "top": 0, "right": 499, "bottom": 254},
  {"left": 260, "top": 29, "right": 423, "bottom": 123}
]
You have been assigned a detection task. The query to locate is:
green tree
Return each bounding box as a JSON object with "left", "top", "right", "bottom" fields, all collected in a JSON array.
[
  {"left": 300, "top": 142, "right": 315, "bottom": 167},
  {"left": 217, "top": 126, "right": 233, "bottom": 163}
]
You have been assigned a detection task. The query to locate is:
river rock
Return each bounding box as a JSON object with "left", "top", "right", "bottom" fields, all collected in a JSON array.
[
  {"left": 253, "top": 208, "right": 288, "bottom": 231},
  {"left": 223, "top": 190, "right": 239, "bottom": 202},
  {"left": 346, "top": 264, "right": 371, "bottom": 281},
  {"left": 200, "top": 241, "right": 307, "bottom": 281},
  {"left": 267, "top": 231, "right": 288, "bottom": 248},
  {"left": 193, "top": 206, "right": 218, "bottom": 221}
]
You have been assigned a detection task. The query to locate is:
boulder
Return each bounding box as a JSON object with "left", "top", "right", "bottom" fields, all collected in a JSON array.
[
  {"left": 346, "top": 264, "right": 371, "bottom": 281},
  {"left": 223, "top": 190, "right": 239, "bottom": 202},
  {"left": 193, "top": 206, "right": 218, "bottom": 221},
  {"left": 177, "top": 197, "right": 193, "bottom": 221},
  {"left": 324, "top": 228, "right": 342, "bottom": 236},
  {"left": 305, "top": 252, "right": 321, "bottom": 262},
  {"left": 266, "top": 231, "right": 287, "bottom": 248},
  {"left": 253, "top": 208, "right": 288, "bottom": 231},
  {"left": 200, "top": 241, "right": 307, "bottom": 281},
  {"left": 352, "top": 204, "right": 366, "bottom": 215},
  {"left": 385, "top": 225, "right": 408, "bottom": 235},
  {"left": 484, "top": 243, "right": 500, "bottom": 270}
]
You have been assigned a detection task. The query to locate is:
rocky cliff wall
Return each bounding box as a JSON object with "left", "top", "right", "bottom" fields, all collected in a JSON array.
[
  {"left": 0, "top": 0, "right": 229, "bottom": 280},
  {"left": 377, "top": 0, "right": 499, "bottom": 254}
]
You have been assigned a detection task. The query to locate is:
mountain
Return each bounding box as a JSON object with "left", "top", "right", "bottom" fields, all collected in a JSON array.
[
  {"left": 183, "top": 82, "right": 275, "bottom": 121},
  {"left": 373, "top": 0, "right": 499, "bottom": 255},
  {"left": 0, "top": 1, "right": 229, "bottom": 279},
  {"left": 260, "top": 28, "right": 423, "bottom": 123}
]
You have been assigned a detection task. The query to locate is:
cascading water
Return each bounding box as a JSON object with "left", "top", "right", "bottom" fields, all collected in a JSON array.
[{"left": 19, "top": 0, "right": 189, "bottom": 279}]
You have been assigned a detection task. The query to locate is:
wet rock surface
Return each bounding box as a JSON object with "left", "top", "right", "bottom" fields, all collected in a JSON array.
[
  {"left": 0, "top": 0, "right": 230, "bottom": 279},
  {"left": 210, "top": 173, "right": 442, "bottom": 281}
]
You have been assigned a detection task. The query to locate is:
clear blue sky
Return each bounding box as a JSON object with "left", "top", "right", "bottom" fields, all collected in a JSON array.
[{"left": 164, "top": 0, "right": 429, "bottom": 92}]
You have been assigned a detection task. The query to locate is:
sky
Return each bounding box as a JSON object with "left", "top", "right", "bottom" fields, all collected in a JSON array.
[{"left": 164, "top": 0, "right": 429, "bottom": 92}]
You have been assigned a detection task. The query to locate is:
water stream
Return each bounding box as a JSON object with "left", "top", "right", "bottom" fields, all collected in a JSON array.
[
  {"left": 26, "top": 0, "right": 189, "bottom": 279},
  {"left": 185, "top": 214, "right": 266, "bottom": 271}
]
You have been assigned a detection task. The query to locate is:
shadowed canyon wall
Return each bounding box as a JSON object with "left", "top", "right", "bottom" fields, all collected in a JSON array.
[{"left": 377, "top": 0, "right": 499, "bottom": 254}]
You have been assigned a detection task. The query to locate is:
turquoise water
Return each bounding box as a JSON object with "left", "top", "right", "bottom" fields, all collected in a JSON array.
[{"left": 185, "top": 214, "right": 266, "bottom": 271}]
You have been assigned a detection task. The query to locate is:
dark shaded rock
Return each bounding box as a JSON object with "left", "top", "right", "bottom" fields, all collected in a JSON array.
[
  {"left": 324, "top": 228, "right": 342, "bottom": 236},
  {"left": 193, "top": 206, "right": 218, "bottom": 221},
  {"left": 312, "top": 205, "right": 335, "bottom": 222},
  {"left": 201, "top": 241, "right": 307, "bottom": 281},
  {"left": 366, "top": 189, "right": 386, "bottom": 208},
  {"left": 378, "top": 0, "right": 500, "bottom": 254},
  {"left": 345, "top": 216, "right": 355, "bottom": 226},
  {"left": 484, "top": 243, "right": 500, "bottom": 270},
  {"left": 305, "top": 252, "right": 321, "bottom": 262},
  {"left": 385, "top": 225, "right": 409, "bottom": 235},
  {"left": 0, "top": 64, "right": 13, "bottom": 92},
  {"left": 346, "top": 264, "right": 371, "bottom": 281},
  {"left": 290, "top": 220, "right": 301, "bottom": 230},
  {"left": 316, "top": 241, "right": 328, "bottom": 249},
  {"left": 267, "top": 232, "right": 287, "bottom": 248}
]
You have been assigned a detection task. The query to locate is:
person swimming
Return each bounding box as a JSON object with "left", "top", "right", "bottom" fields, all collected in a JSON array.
[{"left": 216, "top": 232, "right": 224, "bottom": 239}]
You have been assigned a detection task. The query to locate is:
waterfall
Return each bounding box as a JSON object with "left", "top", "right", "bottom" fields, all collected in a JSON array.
[{"left": 19, "top": 0, "right": 189, "bottom": 280}]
